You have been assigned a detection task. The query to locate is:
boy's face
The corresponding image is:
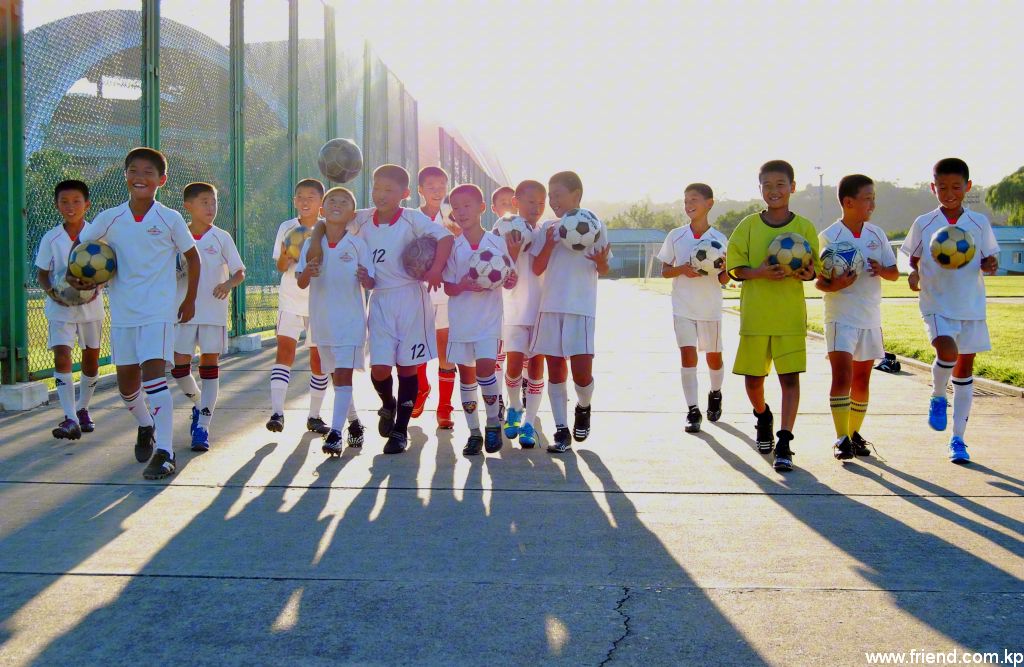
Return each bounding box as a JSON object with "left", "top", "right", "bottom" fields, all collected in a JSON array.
[
  {"left": 125, "top": 159, "right": 166, "bottom": 200},
  {"left": 931, "top": 173, "right": 971, "bottom": 211},
  {"left": 843, "top": 184, "right": 875, "bottom": 221},
  {"left": 759, "top": 171, "right": 795, "bottom": 210},
  {"left": 56, "top": 190, "right": 90, "bottom": 224},
  {"left": 321, "top": 192, "right": 355, "bottom": 224},
  {"left": 294, "top": 186, "right": 322, "bottom": 220},
  {"left": 418, "top": 175, "right": 448, "bottom": 208},
  {"left": 449, "top": 192, "right": 485, "bottom": 231},
  {"left": 513, "top": 188, "right": 546, "bottom": 225},
  {"left": 548, "top": 182, "right": 581, "bottom": 218},
  {"left": 492, "top": 191, "right": 516, "bottom": 217},
  {"left": 683, "top": 191, "right": 713, "bottom": 221},
  {"left": 184, "top": 191, "right": 218, "bottom": 225},
  {"left": 371, "top": 177, "right": 410, "bottom": 212}
]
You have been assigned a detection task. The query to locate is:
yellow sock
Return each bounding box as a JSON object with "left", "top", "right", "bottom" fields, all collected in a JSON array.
[
  {"left": 849, "top": 399, "right": 868, "bottom": 435},
  {"left": 829, "top": 395, "right": 851, "bottom": 438}
]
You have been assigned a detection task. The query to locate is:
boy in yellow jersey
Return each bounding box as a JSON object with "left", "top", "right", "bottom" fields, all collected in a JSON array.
[{"left": 727, "top": 160, "right": 819, "bottom": 471}]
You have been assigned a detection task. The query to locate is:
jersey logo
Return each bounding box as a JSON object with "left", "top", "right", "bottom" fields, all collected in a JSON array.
[
  {"left": 339, "top": 251, "right": 354, "bottom": 262},
  {"left": 146, "top": 225, "right": 162, "bottom": 236},
  {"left": 203, "top": 245, "right": 218, "bottom": 254},
  {"left": 866, "top": 239, "right": 880, "bottom": 250}
]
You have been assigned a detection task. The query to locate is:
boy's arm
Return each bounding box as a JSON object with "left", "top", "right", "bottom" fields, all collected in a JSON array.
[
  {"left": 586, "top": 244, "right": 611, "bottom": 276},
  {"left": 215, "top": 238, "right": 246, "bottom": 298},
  {"left": 37, "top": 268, "right": 54, "bottom": 293},
  {"left": 305, "top": 219, "right": 327, "bottom": 264},
  {"left": 532, "top": 224, "right": 557, "bottom": 276},
  {"left": 423, "top": 235, "right": 454, "bottom": 291},
  {"left": 178, "top": 246, "right": 201, "bottom": 323}
]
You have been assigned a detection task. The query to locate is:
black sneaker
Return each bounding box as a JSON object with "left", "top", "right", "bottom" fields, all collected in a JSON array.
[
  {"left": 573, "top": 405, "right": 591, "bottom": 442},
  {"left": 347, "top": 419, "right": 365, "bottom": 448},
  {"left": 851, "top": 431, "right": 872, "bottom": 457},
  {"left": 833, "top": 436, "right": 854, "bottom": 461},
  {"left": 463, "top": 432, "right": 484, "bottom": 456},
  {"left": 484, "top": 425, "right": 503, "bottom": 453},
  {"left": 548, "top": 426, "right": 573, "bottom": 453},
  {"left": 53, "top": 418, "right": 82, "bottom": 441},
  {"left": 377, "top": 404, "right": 396, "bottom": 438},
  {"left": 265, "top": 413, "right": 284, "bottom": 433},
  {"left": 685, "top": 406, "right": 702, "bottom": 433},
  {"left": 773, "top": 430, "right": 795, "bottom": 471},
  {"left": 322, "top": 429, "right": 344, "bottom": 457},
  {"left": 754, "top": 407, "right": 774, "bottom": 453},
  {"left": 134, "top": 425, "right": 155, "bottom": 462},
  {"left": 707, "top": 390, "right": 723, "bottom": 422},
  {"left": 383, "top": 431, "right": 407, "bottom": 454},
  {"left": 306, "top": 416, "right": 330, "bottom": 435},
  {"left": 143, "top": 449, "right": 176, "bottom": 480},
  {"left": 76, "top": 408, "right": 95, "bottom": 433}
]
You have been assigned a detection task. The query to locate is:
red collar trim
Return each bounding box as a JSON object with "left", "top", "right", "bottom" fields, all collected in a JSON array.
[
  {"left": 373, "top": 209, "right": 403, "bottom": 226},
  {"left": 133, "top": 214, "right": 145, "bottom": 223},
  {"left": 328, "top": 240, "right": 339, "bottom": 248}
]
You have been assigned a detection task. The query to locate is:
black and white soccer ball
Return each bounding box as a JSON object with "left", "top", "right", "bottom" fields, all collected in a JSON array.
[
  {"left": 467, "top": 247, "right": 513, "bottom": 289},
  {"left": 492, "top": 214, "right": 532, "bottom": 251},
  {"left": 689, "top": 239, "right": 726, "bottom": 276},
  {"left": 557, "top": 208, "right": 602, "bottom": 252},
  {"left": 317, "top": 138, "right": 363, "bottom": 184}
]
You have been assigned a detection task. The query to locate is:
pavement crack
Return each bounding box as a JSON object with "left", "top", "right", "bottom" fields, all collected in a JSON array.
[{"left": 600, "top": 586, "right": 633, "bottom": 666}]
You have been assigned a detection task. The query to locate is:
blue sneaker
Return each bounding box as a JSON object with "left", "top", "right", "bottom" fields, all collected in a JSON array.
[
  {"left": 191, "top": 425, "right": 210, "bottom": 452},
  {"left": 504, "top": 408, "right": 523, "bottom": 439},
  {"left": 948, "top": 436, "right": 970, "bottom": 464},
  {"left": 190, "top": 406, "right": 200, "bottom": 435},
  {"left": 928, "top": 396, "right": 948, "bottom": 431},
  {"left": 484, "top": 425, "right": 503, "bottom": 453},
  {"left": 519, "top": 422, "right": 537, "bottom": 448}
]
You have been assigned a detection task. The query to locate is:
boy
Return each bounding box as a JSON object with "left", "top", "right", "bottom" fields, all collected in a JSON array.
[
  {"left": 308, "top": 164, "right": 453, "bottom": 454},
  {"left": 444, "top": 184, "right": 518, "bottom": 454},
  {"left": 657, "top": 183, "right": 730, "bottom": 434},
  {"left": 170, "top": 182, "right": 246, "bottom": 452},
  {"left": 815, "top": 175, "right": 899, "bottom": 460},
  {"left": 530, "top": 171, "right": 611, "bottom": 453},
  {"left": 68, "top": 147, "right": 199, "bottom": 479},
  {"left": 726, "top": 160, "right": 818, "bottom": 472},
  {"left": 266, "top": 179, "right": 336, "bottom": 436},
  {"left": 491, "top": 186, "right": 517, "bottom": 218},
  {"left": 35, "top": 180, "right": 103, "bottom": 440},
  {"left": 500, "top": 180, "right": 547, "bottom": 447},
  {"left": 296, "top": 186, "right": 375, "bottom": 455},
  {"left": 901, "top": 158, "right": 999, "bottom": 463}
]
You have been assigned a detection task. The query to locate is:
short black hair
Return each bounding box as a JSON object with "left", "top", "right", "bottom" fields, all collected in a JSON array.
[
  {"left": 759, "top": 160, "right": 795, "bottom": 183},
  {"left": 124, "top": 147, "right": 167, "bottom": 176},
  {"left": 295, "top": 178, "right": 325, "bottom": 197},
  {"left": 837, "top": 174, "right": 874, "bottom": 204},
  {"left": 514, "top": 180, "right": 546, "bottom": 198},
  {"left": 933, "top": 157, "right": 969, "bottom": 182},
  {"left": 548, "top": 171, "right": 583, "bottom": 195},
  {"left": 373, "top": 164, "right": 411, "bottom": 190},
  {"left": 54, "top": 179, "right": 89, "bottom": 202},
  {"left": 323, "top": 186, "right": 357, "bottom": 207},
  {"left": 491, "top": 186, "right": 514, "bottom": 205},
  {"left": 183, "top": 182, "right": 217, "bottom": 202},
  {"left": 417, "top": 166, "right": 449, "bottom": 186},
  {"left": 684, "top": 183, "right": 714, "bottom": 200},
  {"left": 449, "top": 183, "right": 484, "bottom": 205}
]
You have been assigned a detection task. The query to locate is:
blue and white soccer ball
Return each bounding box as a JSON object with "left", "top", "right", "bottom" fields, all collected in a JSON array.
[
  {"left": 467, "top": 247, "right": 513, "bottom": 289},
  {"left": 175, "top": 252, "right": 189, "bottom": 284},
  {"left": 558, "top": 208, "right": 602, "bottom": 252},
  {"left": 689, "top": 239, "right": 726, "bottom": 276},
  {"left": 820, "top": 241, "right": 865, "bottom": 279},
  {"left": 493, "top": 214, "right": 532, "bottom": 251},
  {"left": 767, "top": 233, "right": 813, "bottom": 275},
  {"left": 930, "top": 226, "right": 976, "bottom": 270}
]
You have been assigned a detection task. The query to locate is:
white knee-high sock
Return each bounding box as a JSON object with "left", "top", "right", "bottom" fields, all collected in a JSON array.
[
  {"left": 709, "top": 366, "right": 724, "bottom": 392},
  {"left": 479, "top": 374, "right": 500, "bottom": 425},
  {"left": 270, "top": 364, "right": 290, "bottom": 415},
  {"left": 348, "top": 397, "right": 359, "bottom": 424},
  {"left": 505, "top": 373, "right": 524, "bottom": 411},
  {"left": 461, "top": 382, "right": 481, "bottom": 432},
  {"left": 680, "top": 367, "right": 699, "bottom": 408},
  {"left": 549, "top": 382, "right": 568, "bottom": 428},
  {"left": 143, "top": 378, "right": 174, "bottom": 454},
  {"left": 932, "top": 359, "right": 955, "bottom": 398},
  {"left": 574, "top": 380, "right": 594, "bottom": 408},
  {"left": 76, "top": 373, "right": 98, "bottom": 411},
  {"left": 524, "top": 373, "right": 545, "bottom": 425},
  {"left": 952, "top": 376, "right": 973, "bottom": 438},
  {"left": 198, "top": 365, "right": 219, "bottom": 428},
  {"left": 494, "top": 351, "right": 506, "bottom": 404},
  {"left": 121, "top": 388, "right": 153, "bottom": 427},
  {"left": 308, "top": 373, "right": 329, "bottom": 418},
  {"left": 54, "top": 372, "right": 77, "bottom": 421},
  {"left": 332, "top": 385, "right": 353, "bottom": 432},
  {"left": 172, "top": 365, "right": 201, "bottom": 406}
]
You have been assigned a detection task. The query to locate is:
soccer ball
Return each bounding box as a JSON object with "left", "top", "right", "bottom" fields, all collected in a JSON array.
[
  {"left": 930, "top": 226, "right": 976, "bottom": 270},
  {"left": 401, "top": 235, "right": 438, "bottom": 280},
  {"left": 767, "top": 233, "right": 813, "bottom": 275},
  {"left": 820, "top": 241, "right": 865, "bottom": 279},
  {"left": 175, "top": 251, "right": 189, "bottom": 283},
  {"left": 689, "top": 239, "right": 726, "bottom": 276},
  {"left": 50, "top": 275, "right": 98, "bottom": 307},
  {"left": 467, "top": 247, "right": 513, "bottom": 289},
  {"left": 317, "top": 138, "right": 363, "bottom": 184},
  {"left": 284, "top": 226, "right": 311, "bottom": 262},
  {"left": 558, "top": 208, "right": 602, "bottom": 252},
  {"left": 68, "top": 241, "right": 116, "bottom": 286},
  {"left": 493, "top": 214, "right": 532, "bottom": 251}
]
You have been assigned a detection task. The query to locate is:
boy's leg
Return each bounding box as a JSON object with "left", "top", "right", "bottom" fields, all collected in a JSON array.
[
  {"left": 521, "top": 354, "right": 546, "bottom": 447},
  {"left": 546, "top": 355, "right": 569, "bottom": 429},
  {"left": 330, "top": 368, "right": 354, "bottom": 432},
  {"left": 951, "top": 353, "right": 976, "bottom": 440},
  {"left": 307, "top": 345, "right": 330, "bottom": 433},
  {"left": 77, "top": 343, "right": 101, "bottom": 420},
  {"left": 392, "top": 364, "right": 418, "bottom": 437},
  {"left": 505, "top": 351, "right": 526, "bottom": 413},
  {"left": 370, "top": 364, "right": 397, "bottom": 436},
  {"left": 849, "top": 360, "right": 874, "bottom": 454},
  {"left": 494, "top": 342, "right": 506, "bottom": 420},
  {"left": 744, "top": 375, "right": 767, "bottom": 413},
  {"left": 929, "top": 333, "right": 958, "bottom": 431},
  {"left": 475, "top": 355, "right": 502, "bottom": 452},
  {"left": 52, "top": 345, "right": 78, "bottom": 425},
  {"left": 778, "top": 372, "right": 800, "bottom": 431},
  {"left": 827, "top": 351, "right": 853, "bottom": 439},
  {"left": 436, "top": 323, "right": 456, "bottom": 425},
  {"left": 141, "top": 358, "right": 173, "bottom": 455},
  {"left": 172, "top": 325, "right": 202, "bottom": 407},
  {"left": 269, "top": 334, "right": 297, "bottom": 426},
  {"left": 706, "top": 351, "right": 724, "bottom": 422},
  {"left": 197, "top": 352, "right": 221, "bottom": 430},
  {"left": 680, "top": 346, "right": 701, "bottom": 433}
]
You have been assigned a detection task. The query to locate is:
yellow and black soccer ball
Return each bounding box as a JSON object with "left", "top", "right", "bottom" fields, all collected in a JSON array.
[{"left": 68, "top": 241, "right": 117, "bottom": 286}]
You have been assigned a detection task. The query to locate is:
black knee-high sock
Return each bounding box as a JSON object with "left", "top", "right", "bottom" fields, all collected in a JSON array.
[
  {"left": 372, "top": 375, "right": 395, "bottom": 409},
  {"left": 393, "top": 374, "right": 419, "bottom": 434}
]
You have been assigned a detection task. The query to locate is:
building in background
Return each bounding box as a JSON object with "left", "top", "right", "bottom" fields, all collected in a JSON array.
[{"left": 606, "top": 228, "right": 668, "bottom": 279}]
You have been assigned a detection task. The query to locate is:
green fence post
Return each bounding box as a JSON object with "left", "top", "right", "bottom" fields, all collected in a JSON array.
[
  {"left": 288, "top": 0, "right": 298, "bottom": 199},
  {"left": 324, "top": 4, "right": 337, "bottom": 143},
  {"left": 230, "top": 0, "right": 246, "bottom": 335},
  {"left": 141, "top": 0, "right": 160, "bottom": 150},
  {"left": 1, "top": 0, "right": 28, "bottom": 384}
]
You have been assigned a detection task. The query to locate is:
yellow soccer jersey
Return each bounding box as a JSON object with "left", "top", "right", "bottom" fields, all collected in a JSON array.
[{"left": 726, "top": 212, "right": 820, "bottom": 336}]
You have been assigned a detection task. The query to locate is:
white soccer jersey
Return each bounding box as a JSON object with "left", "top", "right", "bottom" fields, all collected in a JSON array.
[
  {"left": 79, "top": 201, "right": 194, "bottom": 327},
  {"left": 175, "top": 225, "right": 245, "bottom": 326},
  {"left": 272, "top": 218, "right": 314, "bottom": 317},
  {"left": 296, "top": 234, "right": 373, "bottom": 348},
  {"left": 349, "top": 207, "right": 453, "bottom": 291},
  {"left": 900, "top": 208, "right": 999, "bottom": 321},
  {"left": 423, "top": 208, "right": 450, "bottom": 307},
  {"left": 443, "top": 233, "right": 508, "bottom": 342},
  {"left": 819, "top": 220, "right": 897, "bottom": 329},
  {"left": 656, "top": 224, "right": 728, "bottom": 322},
  {"left": 34, "top": 223, "right": 105, "bottom": 323},
  {"left": 530, "top": 218, "right": 611, "bottom": 318},
  {"left": 500, "top": 224, "right": 544, "bottom": 326}
]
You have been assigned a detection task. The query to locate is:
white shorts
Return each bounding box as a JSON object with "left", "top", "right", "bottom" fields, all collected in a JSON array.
[
  {"left": 111, "top": 322, "right": 174, "bottom": 366},
  {"left": 318, "top": 344, "right": 365, "bottom": 371},
  {"left": 673, "top": 316, "right": 722, "bottom": 353},
  {"left": 923, "top": 314, "right": 991, "bottom": 354},
  {"left": 48, "top": 320, "right": 102, "bottom": 350},
  {"left": 529, "top": 312, "right": 595, "bottom": 358},
  {"left": 276, "top": 310, "right": 314, "bottom": 345},
  {"left": 447, "top": 337, "right": 500, "bottom": 366},
  {"left": 824, "top": 322, "right": 884, "bottom": 362},
  {"left": 173, "top": 324, "right": 228, "bottom": 355},
  {"left": 433, "top": 302, "right": 449, "bottom": 330},
  {"left": 502, "top": 324, "right": 535, "bottom": 355},
  {"left": 368, "top": 283, "right": 437, "bottom": 367}
]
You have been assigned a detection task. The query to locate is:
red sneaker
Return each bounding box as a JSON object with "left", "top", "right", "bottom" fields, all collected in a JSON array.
[
  {"left": 436, "top": 402, "right": 454, "bottom": 429},
  {"left": 411, "top": 383, "right": 431, "bottom": 418}
]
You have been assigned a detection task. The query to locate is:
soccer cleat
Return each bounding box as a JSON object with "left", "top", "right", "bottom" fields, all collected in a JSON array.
[
  {"left": 189, "top": 406, "right": 200, "bottom": 436},
  {"left": 383, "top": 431, "right": 407, "bottom": 455},
  {"left": 135, "top": 425, "right": 155, "bottom": 463},
  {"left": 323, "top": 429, "right": 344, "bottom": 457},
  {"left": 436, "top": 403, "right": 455, "bottom": 430},
  {"left": 573, "top": 405, "right": 592, "bottom": 442},
  {"left": 463, "top": 433, "right": 484, "bottom": 456},
  {"left": 548, "top": 426, "right": 573, "bottom": 454},
  {"left": 52, "top": 418, "right": 82, "bottom": 441},
  {"left": 504, "top": 408, "right": 524, "bottom": 439},
  {"left": 833, "top": 436, "right": 854, "bottom": 461},
  {"left": 685, "top": 406, "right": 702, "bottom": 434},
  {"left": 306, "top": 416, "right": 330, "bottom": 435},
  {"left": 773, "top": 430, "right": 795, "bottom": 471},
  {"left": 76, "top": 408, "right": 95, "bottom": 433},
  {"left": 143, "top": 449, "right": 176, "bottom": 480},
  {"left": 519, "top": 422, "right": 538, "bottom": 448},
  {"left": 484, "top": 425, "right": 503, "bottom": 453},
  {"left": 928, "top": 396, "right": 948, "bottom": 431},
  {"left": 948, "top": 436, "right": 970, "bottom": 464},
  {"left": 377, "top": 405, "right": 396, "bottom": 438},
  {"left": 347, "top": 419, "right": 365, "bottom": 448},
  {"left": 411, "top": 383, "right": 431, "bottom": 418},
  {"left": 707, "top": 390, "right": 723, "bottom": 422},
  {"left": 191, "top": 425, "right": 210, "bottom": 452},
  {"left": 755, "top": 407, "right": 775, "bottom": 453},
  {"left": 851, "top": 431, "right": 872, "bottom": 457},
  {"left": 266, "top": 413, "right": 284, "bottom": 433}
]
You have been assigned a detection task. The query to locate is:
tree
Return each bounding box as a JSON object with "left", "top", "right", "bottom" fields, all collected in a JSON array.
[
  {"left": 712, "top": 203, "right": 760, "bottom": 238},
  {"left": 986, "top": 166, "right": 1024, "bottom": 226},
  {"left": 605, "top": 200, "right": 678, "bottom": 231}
]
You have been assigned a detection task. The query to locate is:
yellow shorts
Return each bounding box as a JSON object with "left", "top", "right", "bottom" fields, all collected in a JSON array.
[{"left": 733, "top": 334, "right": 806, "bottom": 376}]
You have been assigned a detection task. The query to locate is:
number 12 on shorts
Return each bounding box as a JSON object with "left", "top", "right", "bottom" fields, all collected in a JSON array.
[{"left": 410, "top": 343, "right": 425, "bottom": 359}]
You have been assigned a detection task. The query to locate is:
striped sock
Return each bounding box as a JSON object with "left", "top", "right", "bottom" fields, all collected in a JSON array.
[
  {"left": 438, "top": 368, "right": 456, "bottom": 410},
  {"left": 198, "top": 365, "right": 219, "bottom": 428},
  {"left": 952, "top": 376, "right": 973, "bottom": 438},
  {"left": 308, "top": 373, "right": 329, "bottom": 419},
  {"left": 932, "top": 359, "right": 955, "bottom": 398},
  {"left": 506, "top": 373, "right": 524, "bottom": 411},
  {"left": 121, "top": 388, "right": 153, "bottom": 428},
  {"left": 524, "top": 374, "right": 545, "bottom": 426},
  {"left": 270, "top": 364, "right": 290, "bottom": 415},
  {"left": 143, "top": 377, "right": 173, "bottom": 454},
  {"left": 171, "top": 363, "right": 200, "bottom": 406},
  {"left": 849, "top": 399, "right": 868, "bottom": 435},
  {"left": 830, "top": 394, "right": 851, "bottom": 438},
  {"left": 460, "top": 382, "right": 480, "bottom": 431}
]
